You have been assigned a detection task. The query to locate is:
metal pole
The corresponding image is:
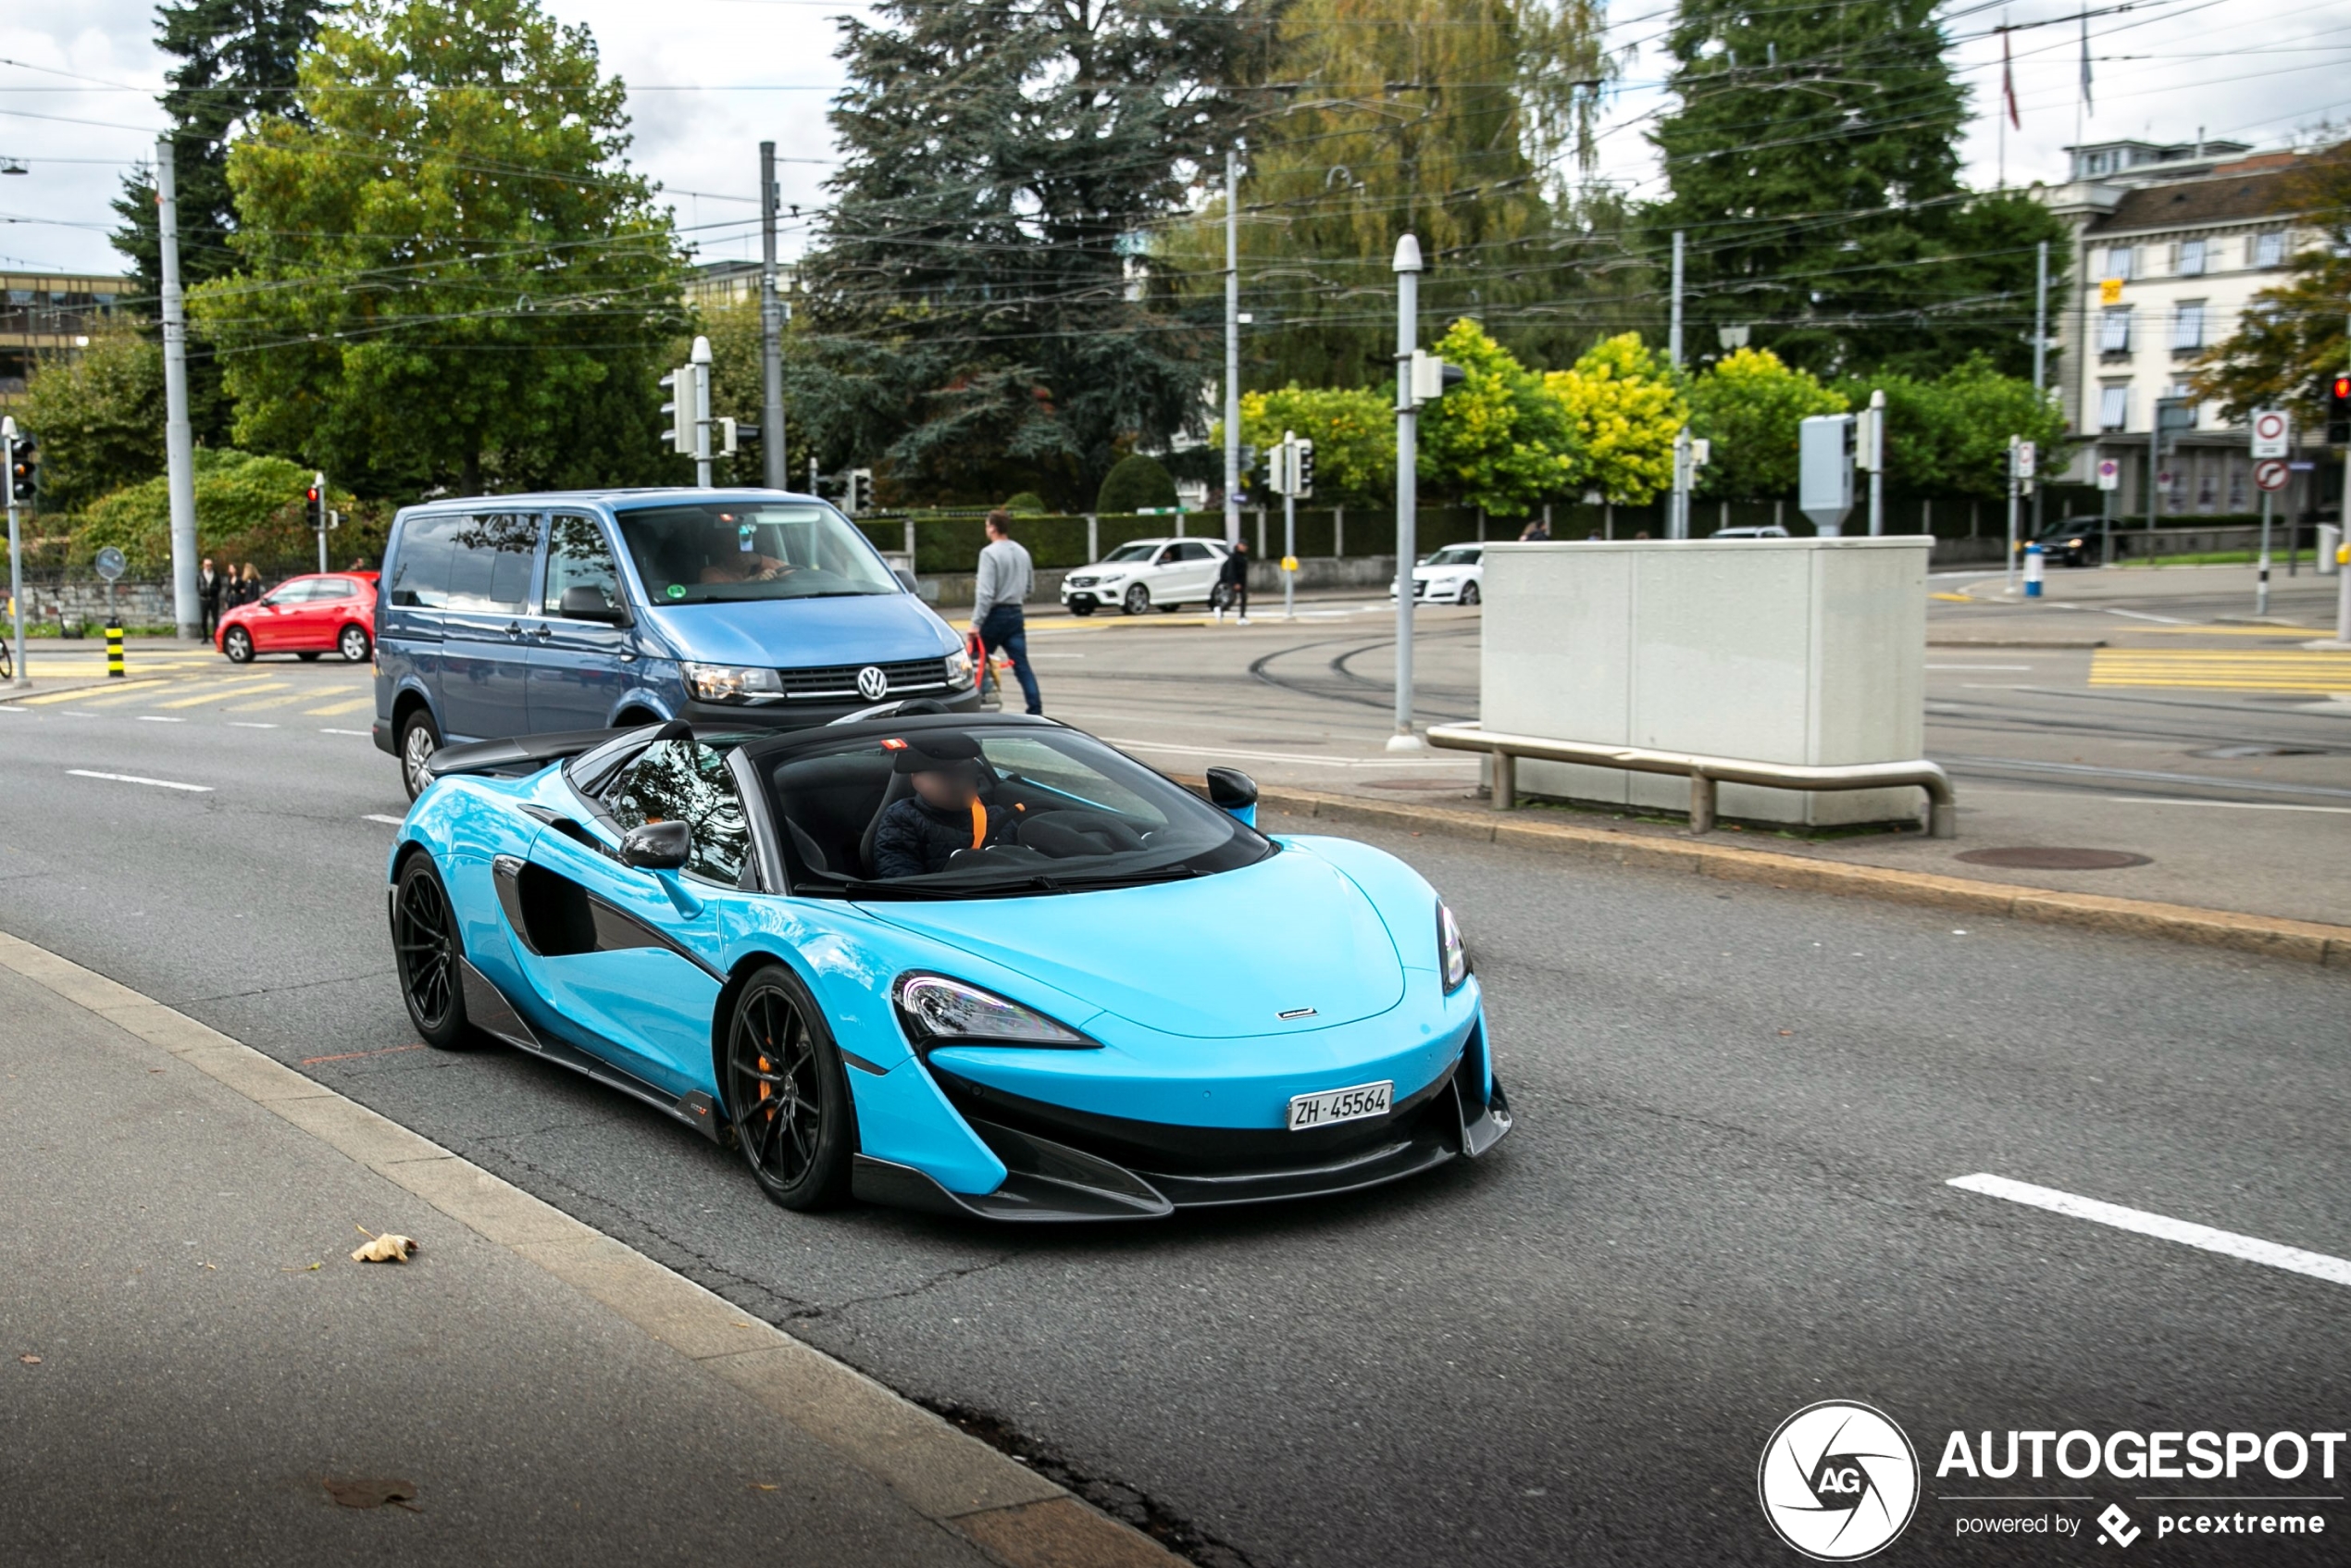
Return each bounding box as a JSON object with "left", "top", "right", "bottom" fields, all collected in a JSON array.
[
  {"left": 4, "top": 414, "right": 23, "bottom": 686},
  {"left": 1669, "top": 427, "right": 1690, "bottom": 539},
  {"left": 2006, "top": 434, "right": 2021, "bottom": 595},
  {"left": 759, "top": 141, "right": 787, "bottom": 490},
  {"left": 2032, "top": 239, "right": 2048, "bottom": 543},
  {"left": 1283, "top": 463, "right": 1297, "bottom": 622},
  {"left": 1867, "top": 388, "right": 1885, "bottom": 537},
  {"left": 1224, "top": 148, "right": 1242, "bottom": 550},
  {"left": 316, "top": 470, "right": 329, "bottom": 574},
  {"left": 1390, "top": 234, "right": 1423, "bottom": 752},
  {"left": 1667, "top": 230, "right": 1685, "bottom": 370},
  {"left": 156, "top": 136, "right": 200, "bottom": 641},
  {"left": 690, "top": 334, "right": 713, "bottom": 488},
  {"left": 2257, "top": 486, "right": 2271, "bottom": 616}
]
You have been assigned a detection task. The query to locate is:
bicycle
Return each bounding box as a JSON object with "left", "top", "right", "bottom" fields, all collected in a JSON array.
[{"left": 0, "top": 635, "right": 12, "bottom": 682}]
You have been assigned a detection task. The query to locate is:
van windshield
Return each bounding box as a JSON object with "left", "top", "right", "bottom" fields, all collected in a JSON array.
[{"left": 616, "top": 503, "right": 900, "bottom": 604}]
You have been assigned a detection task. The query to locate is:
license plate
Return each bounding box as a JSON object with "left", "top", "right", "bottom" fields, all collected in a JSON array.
[{"left": 1287, "top": 1080, "right": 1392, "bottom": 1131}]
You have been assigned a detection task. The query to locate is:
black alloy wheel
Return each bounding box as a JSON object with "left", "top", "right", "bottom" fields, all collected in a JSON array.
[
  {"left": 392, "top": 856, "right": 471, "bottom": 1048},
  {"left": 1122, "top": 582, "right": 1151, "bottom": 616},
  {"left": 341, "top": 624, "right": 372, "bottom": 662},
  {"left": 223, "top": 627, "right": 254, "bottom": 664},
  {"left": 399, "top": 711, "right": 442, "bottom": 802},
  {"left": 724, "top": 964, "right": 852, "bottom": 1210}
]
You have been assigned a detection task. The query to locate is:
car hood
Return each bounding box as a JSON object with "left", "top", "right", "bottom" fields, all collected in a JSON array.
[
  {"left": 854, "top": 848, "right": 1407, "bottom": 1039},
  {"left": 636, "top": 594, "right": 956, "bottom": 667}
]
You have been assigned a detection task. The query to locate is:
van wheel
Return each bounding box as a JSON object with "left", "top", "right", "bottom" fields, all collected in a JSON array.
[{"left": 400, "top": 710, "right": 442, "bottom": 802}]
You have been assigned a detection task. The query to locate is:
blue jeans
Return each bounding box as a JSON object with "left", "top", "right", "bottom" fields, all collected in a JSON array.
[{"left": 977, "top": 605, "right": 1042, "bottom": 714}]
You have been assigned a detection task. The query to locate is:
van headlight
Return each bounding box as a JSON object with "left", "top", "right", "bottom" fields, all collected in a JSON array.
[
  {"left": 683, "top": 663, "right": 783, "bottom": 703},
  {"left": 946, "top": 648, "right": 976, "bottom": 688}
]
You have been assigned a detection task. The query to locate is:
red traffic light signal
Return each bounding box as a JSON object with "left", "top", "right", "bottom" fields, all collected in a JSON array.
[
  {"left": 305, "top": 486, "right": 320, "bottom": 504},
  {"left": 2335, "top": 376, "right": 2350, "bottom": 401}
]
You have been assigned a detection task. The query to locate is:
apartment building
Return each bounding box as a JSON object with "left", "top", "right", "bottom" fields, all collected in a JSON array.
[
  {"left": 2040, "top": 138, "right": 2326, "bottom": 521},
  {"left": 0, "top": 269, "right": 135, "bottom": 404}
]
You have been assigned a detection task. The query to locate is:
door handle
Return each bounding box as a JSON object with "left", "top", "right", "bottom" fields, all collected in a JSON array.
[
  {"left": 617, "top": 650, "right": 639, "bottom": 663},
  {"left": 529, "top": 624, "right": 553, "bottom": 639},
  {"left": 504, "top": 621, "right": 523, "bottom": 637}
]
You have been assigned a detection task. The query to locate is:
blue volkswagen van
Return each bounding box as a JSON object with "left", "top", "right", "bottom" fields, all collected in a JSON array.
[{"left": 372, "top": 489, "right": 978, "bottom": 798}]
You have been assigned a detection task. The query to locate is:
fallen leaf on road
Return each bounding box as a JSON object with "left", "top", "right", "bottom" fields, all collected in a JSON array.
[
  {"left": 325, "top": 1478, "right": 419, "bottom": 1511},
  {"left": 350, "top": 1226, "right": 418, "bottom": 1264},
  {"left": 19, "top": 1354, "right": 39, "bottom": 1365},
  {"left": 749, "top": 1483, "right": 778, "bottom": 1492}
]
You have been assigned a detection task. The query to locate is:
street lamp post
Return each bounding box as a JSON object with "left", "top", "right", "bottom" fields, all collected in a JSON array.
[
  {"left": 1389, "top": 234, "right": 1423, "bottom": 753},
  {"left": 4, "top": 413, "right": 23, "bottom": 686}
]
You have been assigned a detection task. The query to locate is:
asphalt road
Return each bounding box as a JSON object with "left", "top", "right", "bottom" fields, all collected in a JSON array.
[{"left": 4, "top": 658, "right": 2347, "bottom": 1566}]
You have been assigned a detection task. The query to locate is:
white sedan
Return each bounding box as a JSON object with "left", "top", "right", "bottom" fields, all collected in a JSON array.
[
  {"left": 1061, "top": 537, "right": 1232, "bottom": 616},
  {"left": 1390, "top": 543, "right": 1484, "bottom": 605}
]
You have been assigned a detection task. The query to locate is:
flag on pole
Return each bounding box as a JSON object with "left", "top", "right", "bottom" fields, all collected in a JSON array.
[
  {"left": 2003, "top": 28, "right": 2021, "bottom": 130},
  {"left": 2080, "top": 13, "right": 2095, "bottom": 114}
]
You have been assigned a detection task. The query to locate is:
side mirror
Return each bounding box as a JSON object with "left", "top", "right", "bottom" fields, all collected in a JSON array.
[
  {"left": 1204, "top": 767, "right": 1258, "bottom": 828},
  {"left": 560, "top": 584, "right": 628, "bottom": 624},
  {"left": 620, "top": 819, "right": 690, "bottom": 871}
]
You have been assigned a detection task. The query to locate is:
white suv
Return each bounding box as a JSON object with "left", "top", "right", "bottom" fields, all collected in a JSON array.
[{"left": 1061, "top": 537, "right": 1232, "bottom": 616}]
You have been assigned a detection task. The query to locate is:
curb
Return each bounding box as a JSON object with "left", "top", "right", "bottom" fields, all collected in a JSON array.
[
  {"left": 1255, "top": 786, "right": 2351, "bottom": 968},
  {"left": 0, "top": 929, "right": 1184, "bottom": 1568}
]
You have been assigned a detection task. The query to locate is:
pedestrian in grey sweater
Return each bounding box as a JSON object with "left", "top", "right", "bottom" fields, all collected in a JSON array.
[{"left": 971, "top": 510, "right": 1041, "bottom": 713}]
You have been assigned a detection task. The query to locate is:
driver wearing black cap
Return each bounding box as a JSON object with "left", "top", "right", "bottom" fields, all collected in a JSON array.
[{"left": 870, "top": 731, "right": 1010, "bottom": 877}]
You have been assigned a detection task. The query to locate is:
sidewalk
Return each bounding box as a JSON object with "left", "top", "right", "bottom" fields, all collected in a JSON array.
[{"left": 0, "top": 941, "right": 1167, "bottom": 1568}]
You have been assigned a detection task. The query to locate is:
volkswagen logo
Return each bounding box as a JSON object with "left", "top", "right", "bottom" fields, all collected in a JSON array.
[
  {"left": 1758, "top": 1400, "right": 1920, "bottom": 1562},
  {"left": 855, "top": 665, "right": 889, "bottom": 702}
]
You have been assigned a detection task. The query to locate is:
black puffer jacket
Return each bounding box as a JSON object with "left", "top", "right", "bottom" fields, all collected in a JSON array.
[{"left": 871, "top": 796, "right": 1003, "bottom": 877}]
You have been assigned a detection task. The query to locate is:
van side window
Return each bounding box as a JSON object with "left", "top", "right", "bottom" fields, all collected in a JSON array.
[
  {"left": 543, "top": 515, "right": 623, "bottom": 618},
  {"left": 445, "top": 513, "right": 540, "bottom": 614},
  {"left": 388, "top": 515, "right": 463, "bottom": 608}
]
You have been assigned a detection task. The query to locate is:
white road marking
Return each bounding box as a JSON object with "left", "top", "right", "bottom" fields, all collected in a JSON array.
[
  {"left": 65, "top": 768, "right": 213, "bottom": 793},
  {"left": 1949, "top": 1173, "right": 2351, "bottom": 1288},
  {"left": 318, "top": 728, "right": 370, "bottom": 737},
  {"left": 136, "top": 715, "right": 185, "bottom": 723},
  {"left": 363, "top": 814, "right": 406, "bottom": 826},
  {"left": 0, "top": 704, "right": 27, "bottom": 714},
  {"left": 2105, "top": 607, "right": 2193, "bottom": 625},
  {"left": 1928, "top": 665, "right": 2032, "bottom": 672},
  {"left": 229, "top": 721, "right": 278, "bottom": 729},
  {"left": 2106, "top": 795, "right": 2351, "bottom": 815}
]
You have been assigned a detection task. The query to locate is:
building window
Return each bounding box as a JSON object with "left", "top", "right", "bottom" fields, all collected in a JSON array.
[
  {"left": 2255, "top": 230, "right": 2285, "bottom": 268},
  {"left": 2099, "top": 307, "right": 2133, "bottom": 354},
  {"left": 2177, "top": 237, "right": 2207, "bottom": 277},
  {"left": 2098, "top": 384, "right": 2131, "bottom": 430},
  {"left": 2102, "top": 245, "right": 2136, "bottom": 281},
  {"left": 2172, "top": 301, "right": 2206, "bottom": 351},
  {"left": 2227, "top": 466, "right": 2248, "bottom": 512}
]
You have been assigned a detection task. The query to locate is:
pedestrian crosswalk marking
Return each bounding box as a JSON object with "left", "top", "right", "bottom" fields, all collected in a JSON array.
[
  {"left": 2090, "top": 648, "right": 2351, "bottom": 692},
  {"left": 156, "top": 677, "right": 286, "bottom": 707},
  {"left": 14, "top": 678, "right": 176, "bottom": 705},
  {"left": 302, "top": 697, "right": 375, "bottom": 716}
]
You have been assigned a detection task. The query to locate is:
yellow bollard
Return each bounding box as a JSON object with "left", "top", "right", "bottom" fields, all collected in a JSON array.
[{"left": 106, "top": 621, "right": 124, "bottom": 678}]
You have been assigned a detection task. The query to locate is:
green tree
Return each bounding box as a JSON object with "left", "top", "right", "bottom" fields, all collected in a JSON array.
[
  {"left": 1416, "top": 318, "right": 1574, "bottom": 516},
  {"left": 18, "top": 325, "right": 168, "bottom": 513},
  {"left": 1544, "top": 333, "right": 1683, "bottom": 503},
  {"left": 1847, "top": 357, "right": 2070, "bottom": 502},
  {"left": 802, "top": 0, "right": 1253, "bottom": 508},
  {"left": 111, "top": 0, "right": 329, "bottom": 444},
  {"left": 1096, "top": 454, "right": 1178, "bottom": 513},
  {"left": 1647, "top": 0, "right": 2064, "bottom": 380},
  {"left": 190, "top": 0, "right": 685, "bottom": 497},
  {"left": 2193, "top": 144, "right": 2351, "bottom": 427},
  {"left": 1237, "top": 384, "right": 1394, "bottom": 505},
  {"left": 72, "top": 449, "right": 364, "bottom": 573},
  {"left": 1687, "top": 347, "right": 1846, "bottom": 498},
  {"left": 1163, "top": 0, "right": 1612, "bottom": 390}
]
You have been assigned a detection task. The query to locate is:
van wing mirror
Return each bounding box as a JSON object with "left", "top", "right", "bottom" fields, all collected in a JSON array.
[
  {"left": 559, "top": 584, "right": 628, "bottom": 624},
  {"left": 620, "top": 819, "right": 690, "bottom": 871}
]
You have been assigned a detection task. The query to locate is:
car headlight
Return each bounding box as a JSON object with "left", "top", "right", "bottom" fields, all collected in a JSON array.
[
  {"left": 894, "top": 974, "right": 1097, "bottom": 1049},
  {"left": 1437, "top": 901, "right": 1468, "bottom": 991},
  {"left": 682, "top": 662, "right": 783, "bottom": 703},
  {"left": 945, "top": 648, "right": 976, "bottom": 688}
]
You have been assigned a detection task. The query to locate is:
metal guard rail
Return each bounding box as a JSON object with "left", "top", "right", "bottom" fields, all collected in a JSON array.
[{"left": 1424, "top": 723, "right": 1958, "bottom": 839}]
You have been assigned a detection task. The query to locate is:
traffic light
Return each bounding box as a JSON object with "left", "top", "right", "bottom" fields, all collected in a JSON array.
[
  {"left": 1292, "top": 439, "right": 1314, "bottom": 499},
  {"left": 8, "top": 433, "right": 36, "bottom": 503},
  {"left": 306, "top": 473, "right": 326, "bottom": 530},
  {"left": 846, "top": 467, "right": 874, "bottom": 515},
  {"left": 2327, "top": 373, "right": 2351, "bottom": 445},
  {"left": 1409, "top": 350, "right": 1466, "bottom": 404}
]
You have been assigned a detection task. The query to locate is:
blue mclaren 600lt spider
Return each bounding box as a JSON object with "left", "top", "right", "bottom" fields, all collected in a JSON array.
[{"left": 385, "top": 707, "right": 1510, "bottom": 1220}]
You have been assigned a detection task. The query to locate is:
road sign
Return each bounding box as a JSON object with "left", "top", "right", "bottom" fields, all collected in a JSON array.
[
  {"left": 2255, "top": 458, "right": 2291, "bottom": 492},
  {"left": 93, "top": 546, "right": 125, "bottom": 582},
  {"left": 2013, "top": 441, "right": 2035, "bottom": 480},
  {"left": 2251, "top": 408, "right": 2290, "bottom": 458},
  {"left": 2096, "top": 458, "right": 2121, "bottom": 491}
]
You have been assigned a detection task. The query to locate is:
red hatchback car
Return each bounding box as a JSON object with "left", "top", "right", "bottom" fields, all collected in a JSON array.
[{"left": 218, "top": 571, "right": 379, "bottom": 665}]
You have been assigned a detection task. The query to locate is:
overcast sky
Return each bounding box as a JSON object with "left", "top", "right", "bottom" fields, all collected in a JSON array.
[{"left": 2, "top": 0, "right": 2345, "bottom": 281}]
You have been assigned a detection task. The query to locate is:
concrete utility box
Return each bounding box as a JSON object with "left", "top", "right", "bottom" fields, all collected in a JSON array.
[{"left": 1480, "top": 537, "right": 1932, "bottom": 828}]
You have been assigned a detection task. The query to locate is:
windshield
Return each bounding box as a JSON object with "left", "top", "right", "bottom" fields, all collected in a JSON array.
[
  {"left": 765, "top": 727, "right": 1272, "bottom": 897},
  {"left": 1101, "top": 542, "right": 1162, "bottom": 564},
  {"left": 615, "top": 502, "right": 900, "bottom": 604},
  {"left": 1424, "top": 546, "right": 1480, "bottom": 566}
]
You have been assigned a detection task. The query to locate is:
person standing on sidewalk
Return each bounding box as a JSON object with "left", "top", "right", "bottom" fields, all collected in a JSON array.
[
  {"left": 1216, "top": 538, "right": 1250, "bottom": 623},
  {"left": 971, "top": 510, "right": 1041, "bottom": 714},
  {"left": 198, "top": 558, "right": 222, "bottom": 640}
]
